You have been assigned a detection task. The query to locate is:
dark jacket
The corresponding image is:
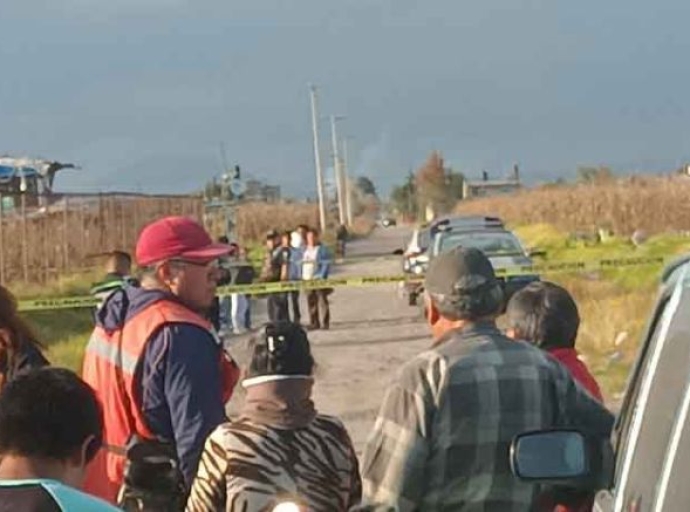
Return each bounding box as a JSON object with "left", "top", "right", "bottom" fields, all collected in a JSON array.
[
  {"left": 96, "top": 287, "right": 227, "bottom": 488},
  {"left": 0, "top": 338, "right": 49, "bottom": 385}
]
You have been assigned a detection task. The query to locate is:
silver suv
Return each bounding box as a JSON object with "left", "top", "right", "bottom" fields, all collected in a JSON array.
[{"left": 430, "top": 220, "right": 541, "bottom": 303}]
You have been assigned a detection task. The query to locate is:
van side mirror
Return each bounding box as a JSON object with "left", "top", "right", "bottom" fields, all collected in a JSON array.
[
  {"left": 511, "top": 430, "right": 589, "bottom": 481},
  {"left": 511, "top": 429, "right": 614, "bottom": 491},
  {"left": 392, "top": 248, "right": 404, "bottom": 256}
]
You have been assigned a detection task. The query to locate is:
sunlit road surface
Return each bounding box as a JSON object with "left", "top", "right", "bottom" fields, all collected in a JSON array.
[{"left": 226, "top": 225, "right": 430, "bottom": 454}]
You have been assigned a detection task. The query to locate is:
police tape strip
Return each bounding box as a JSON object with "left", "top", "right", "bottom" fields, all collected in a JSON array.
[{"left": 17, "top": 255, "right": 668, "bottom": 312}]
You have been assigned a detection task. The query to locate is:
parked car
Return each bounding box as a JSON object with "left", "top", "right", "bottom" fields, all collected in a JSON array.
[
  {"left": 400, "top": 225, "right": 431, "bottom": 305},
  {"left": 429, "top": 215, "right": 505, "bottom": 237},
  {"left": 380, "top": 217, "right": 397, "bottom": 227},
  {"left": 510, "top": 254, "right": 690, "bottom": 511},
  {"left": 398, "top": 215, "right": 541, "bottom": 306},
  {"left": 430, "top": 221, "right": 541, "bottom": 304}
]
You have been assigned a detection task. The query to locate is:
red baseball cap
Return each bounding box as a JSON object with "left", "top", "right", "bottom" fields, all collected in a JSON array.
[{"left": 136, "top": 216, "right": 232, "bottom": 266}]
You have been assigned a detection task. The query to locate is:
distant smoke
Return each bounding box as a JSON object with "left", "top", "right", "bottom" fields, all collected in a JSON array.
[{"left": 351, "top": 130, "right": 402, "bottom": 195}]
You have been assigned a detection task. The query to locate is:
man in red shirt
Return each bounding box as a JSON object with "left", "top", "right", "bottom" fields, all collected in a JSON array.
[
  {"left": 505, "top": 280, "right": 602, "bottom": 401},
  {"left": 505, "top": 280, "right": 603, "bottom": 512}
]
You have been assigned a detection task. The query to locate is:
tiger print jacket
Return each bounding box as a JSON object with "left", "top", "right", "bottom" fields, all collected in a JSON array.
[{"left": 186, "top": 415, "right": 362, "bottom": 512}]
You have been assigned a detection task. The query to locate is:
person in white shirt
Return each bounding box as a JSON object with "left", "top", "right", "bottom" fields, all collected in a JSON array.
[{"left": 302, "top": 229, "right": 331, "bottom": 330}]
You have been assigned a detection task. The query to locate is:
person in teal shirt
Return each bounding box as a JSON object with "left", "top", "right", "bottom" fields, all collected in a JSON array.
[{"left": 0, "top": 367, "right": 121, "bottom": 511}]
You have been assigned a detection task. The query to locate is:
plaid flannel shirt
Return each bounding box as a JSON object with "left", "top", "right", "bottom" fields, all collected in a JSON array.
[{"left": 361, "top": 322, "right": 614, "bottom": 512}]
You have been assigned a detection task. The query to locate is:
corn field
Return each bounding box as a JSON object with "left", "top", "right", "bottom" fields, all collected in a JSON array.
[
  {"left": 455, "top": 175, "right": 690, "bottom": 235},
  {"left": 0, "top": 193, "right": 203, "bottom": 284}
]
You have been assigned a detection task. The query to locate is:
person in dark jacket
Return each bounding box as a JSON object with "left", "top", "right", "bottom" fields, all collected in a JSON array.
[
  {"left": 209, "top": 237, "right": 235, "bottom": 334},
  {"left": 228, "top": 243, "right": 255, "bottom": 334},
  {"left": 0, "top": 285, "right": 49, "bottom": 391},
  {"left": 336, "top": 224, "right": 349, "bottom": 258},
  {"left": 258, "top": 230, "right": 290, "bottom": 322}
]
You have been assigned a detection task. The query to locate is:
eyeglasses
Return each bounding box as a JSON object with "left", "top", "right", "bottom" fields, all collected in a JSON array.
[{"left": 169, "top": 258, "right": 221, "bottom": 269}]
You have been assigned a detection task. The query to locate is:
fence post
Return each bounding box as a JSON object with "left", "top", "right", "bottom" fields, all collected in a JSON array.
[
  {"left": 21, "top": 193, "right": 28, "bottom": 283},
  {"left": 79, "top": 203, "right": 86, "bottom": 266},
  {"left": 63, "top": 196, "right": 70, "bottom": 271},
  {"left": 0, "top": 193, "right": 5, "bottom": 286},
  {"left": 42, "top": 213, "right": 49, "bottom": 283}
]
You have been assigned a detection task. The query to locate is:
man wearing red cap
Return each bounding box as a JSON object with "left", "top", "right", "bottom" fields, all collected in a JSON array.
[{"left": 81, "top": 216, "right": 240, "bottom": 506}]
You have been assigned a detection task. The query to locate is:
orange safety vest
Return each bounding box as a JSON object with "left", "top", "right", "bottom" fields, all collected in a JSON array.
[{"left": 81, "top": 298, "right": 239, "bottom": 504}]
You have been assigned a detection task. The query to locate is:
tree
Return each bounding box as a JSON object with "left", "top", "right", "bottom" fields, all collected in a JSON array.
[
  {"left": 416, "top": 151, "right": 460, "bottom": 218},
  {"left": 356, "top": 176, "right": 378, "bottom": 197},
  {"left": 577, "top": 166, "right": 614, "bottom": 184},
  {"left": 390, "top": 171, "right": 418, "bottom": 220},
  {"left": 446, "top": 171, "right": 465, "bottom": 202}
]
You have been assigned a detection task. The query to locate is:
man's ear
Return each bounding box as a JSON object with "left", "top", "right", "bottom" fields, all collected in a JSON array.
[
  {"left": 71, "top": 435, "right": 98, "bottom": 469},
  {"left": 156, "top": 261, "right": 177, "bottom": 286},
  {"left": 425, "top": 296, "right": 441, "bottom": 326}
]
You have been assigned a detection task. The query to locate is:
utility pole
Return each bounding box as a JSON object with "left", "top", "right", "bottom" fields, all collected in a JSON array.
[
  {"left": 342, "top": 137, "right": 353, "bottom": 225},
  {"left": 309, "top": 85, "right": 327, "bottom": 233},
  {"left": 330, "top": 115, "right": 346, "bottom": 225}
]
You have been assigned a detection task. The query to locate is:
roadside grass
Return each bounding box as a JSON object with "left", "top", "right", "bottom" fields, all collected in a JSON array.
[{"left": 513, "top": 223, "right": 687, "bottom": 401}]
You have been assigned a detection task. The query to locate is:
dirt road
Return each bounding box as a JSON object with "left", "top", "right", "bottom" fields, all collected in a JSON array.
[{"left": 227, "top": 226, "right": 431, "bottom": 454}]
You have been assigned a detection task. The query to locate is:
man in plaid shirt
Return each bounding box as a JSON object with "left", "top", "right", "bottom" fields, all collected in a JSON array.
[{"left": 361, "top": 247, "right": 614, "bottom": 511}]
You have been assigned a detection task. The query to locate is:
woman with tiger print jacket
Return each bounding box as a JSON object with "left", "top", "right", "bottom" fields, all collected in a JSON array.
[{"left": 186, "top": 322, "right": 362, "bottom": 512}]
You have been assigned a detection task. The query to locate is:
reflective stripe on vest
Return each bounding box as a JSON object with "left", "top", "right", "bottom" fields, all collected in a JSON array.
[{"left": 86, "top": 332, "right": 138, "bottom": 375}]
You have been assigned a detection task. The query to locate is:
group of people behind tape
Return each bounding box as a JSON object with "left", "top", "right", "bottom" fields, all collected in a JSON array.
[{"left": 0, "top": 215, "right": 614, "bottom": 512}]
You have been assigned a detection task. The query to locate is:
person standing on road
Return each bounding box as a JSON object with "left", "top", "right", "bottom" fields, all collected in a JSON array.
[
  {"left": 360, "top": 247, "right": 614, "bottom": 512},
  {"left": 228, "top": 242, "right": 255, "bottom": 334},
  {"left": 289, "top": 229, "right": 304, "bottom": 325},
  {"left": 186, "top": 322, "right": 361, "bottom": 512},
  {"left": 0, "top": 368, "right": 120, "bottom": 511},
  {"left": 506, "top": 281, "right": 603, "bottom": 402},
  {"left": 336, "top": 224, "right": 349, "bottom": 258},
  {"left": 215, "top": 236, "right": 234, "bottom": 336},
  {"left": 259, "top": 230, "right": 290, "bottom": 323},
  {"left": 237, "top": 245, "right": 255, "bottom": 330},
  {"left": 81, "top": 216, "right": 241, "bottom": 505},
  {"left": 303, "top": 228, "right": 331, "bottom": 330}
]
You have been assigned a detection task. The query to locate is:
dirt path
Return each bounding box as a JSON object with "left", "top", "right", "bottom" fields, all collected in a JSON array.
[{"left": 226, "top": 226, "right": 430, "bottom": 454}]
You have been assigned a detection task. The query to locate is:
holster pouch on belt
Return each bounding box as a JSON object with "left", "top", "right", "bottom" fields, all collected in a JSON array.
[{"left": 116, "top": 436, "right": 186, "bottom": 512}]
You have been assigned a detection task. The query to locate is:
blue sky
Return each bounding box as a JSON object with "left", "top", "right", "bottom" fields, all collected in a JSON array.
[{"left": 2, "top": 0, "right": 690, "bottom": 198}]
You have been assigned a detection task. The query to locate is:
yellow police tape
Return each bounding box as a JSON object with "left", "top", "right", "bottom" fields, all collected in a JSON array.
[{"left": 16, "top": 255, "right": 667, "bottom": 312}]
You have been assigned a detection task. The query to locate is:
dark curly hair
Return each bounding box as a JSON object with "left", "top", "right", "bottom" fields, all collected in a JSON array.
[
  {"left": 247, "top": 322, "right": 314, "bottom": 378},
  {"left": 0, "top": 285, "right": 44, "bottom": 377}
]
